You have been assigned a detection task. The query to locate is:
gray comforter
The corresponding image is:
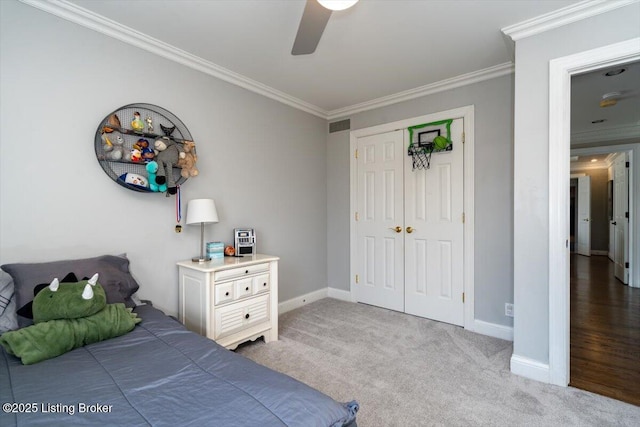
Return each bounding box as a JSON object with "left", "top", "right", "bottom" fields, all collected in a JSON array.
[{"left": 0, "top": 305, "right": 358, "bottom": 426}]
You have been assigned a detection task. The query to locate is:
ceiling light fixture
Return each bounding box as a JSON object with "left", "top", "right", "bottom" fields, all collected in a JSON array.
[
  {"left": 599, "top": 91, "right": 621, "bottom": 108},
  {"left": 317, "top": 0, "right": 359, "bottom": 11},
  {"left": 604, "top": 68, "right": 626, "bottom": 76}
]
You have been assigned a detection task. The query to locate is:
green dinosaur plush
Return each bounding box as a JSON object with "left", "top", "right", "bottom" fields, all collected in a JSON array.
[
  {"left": 0, "top": 273, "right": 141, "bottom": 365},
  {"left": 32, "top": 273, "right": 106, "bottom": 324}
]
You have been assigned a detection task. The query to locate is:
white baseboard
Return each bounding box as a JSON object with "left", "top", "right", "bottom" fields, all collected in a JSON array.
[
  {"left": 591, "top": 250, "right": 608, "bottom": 256},
  {"left": 473, "top": 319, "right": 513, "bottom": 341},
  {"left": 327, "top": 287, "right": 353, "bottom": 302},
  {"left": 510, "top": 354, "right": 550, "bottom": 383},
  {"left": 278, "top": 288, "right": 328, "bottom": 314}
]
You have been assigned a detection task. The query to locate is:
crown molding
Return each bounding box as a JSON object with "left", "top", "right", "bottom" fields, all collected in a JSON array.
[
  {"left": 571, "top": 123, "right": 640, "bottom": 145},
  {"left": 326, "top": 62, "right": 514, "bottom": 121},
  {"left": 20, "top": 1, "right": 517, "bottom": 122},
  {"left": 19, "top": 0, "right": 329, "bottom": 119},
  {"left": 502, "top": 0, "right": 639, "bottom": 41}
]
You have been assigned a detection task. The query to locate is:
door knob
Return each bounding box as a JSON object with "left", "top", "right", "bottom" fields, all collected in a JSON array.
[
  {"left": 582, "top": 218, "right": 590, "bottom": 222},
  {"left": 406, "top": 226, "right": 415, "bottom": 233},
  {"left": 389, "top": 226, "right": 402, "bottom": 233},
  {"left": 612, "top": 221, "right": 617, "bottom": 225}
]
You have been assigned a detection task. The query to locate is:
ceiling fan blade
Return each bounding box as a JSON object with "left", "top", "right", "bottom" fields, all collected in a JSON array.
[{"left": 292, "top": 0, "right": 332, "bottom": 56}]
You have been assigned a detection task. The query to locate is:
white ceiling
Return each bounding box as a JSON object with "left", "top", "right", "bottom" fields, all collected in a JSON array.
[
  {"left": 67, "top": 0, "right": 580, "bottom": 113},
  {"left": 42, "top": 0, "right": 638, "bottom": 140},
  {"left": 571, "top": 60, "right": 640, "bottom": 146}
]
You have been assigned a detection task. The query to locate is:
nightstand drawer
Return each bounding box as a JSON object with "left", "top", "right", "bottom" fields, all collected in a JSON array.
[
  {"left": 235, "top": 277, "right": 253, "bottom": 299},
  {"left": 253, "top": 273, "right": 270, "bottom": 295},
  {"left": 214, "top": 282, "right": 234, "bottom": 305},
  {"left": 214, "top": 262, "right": 269, "bottom": 281},
  {"left": 214, "top": 294, "right": 269, "bottom": 340}
]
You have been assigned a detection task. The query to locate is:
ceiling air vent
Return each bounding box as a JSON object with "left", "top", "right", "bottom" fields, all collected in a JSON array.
[{"left": 329, "top": 119, "right": 350, "bottom": 133}]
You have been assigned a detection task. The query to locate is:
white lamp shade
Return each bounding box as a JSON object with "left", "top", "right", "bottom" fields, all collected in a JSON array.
[{"left": 186, "top": 199, "right": 219, "bottom": 225}]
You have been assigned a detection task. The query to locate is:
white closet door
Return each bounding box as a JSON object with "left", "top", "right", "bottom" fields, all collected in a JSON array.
[
  {"left": 404, "top": 118, "right": 465, "bottom": 326},
  {"left": 355, "top": 130, "right": 405, "bottom": 311}
]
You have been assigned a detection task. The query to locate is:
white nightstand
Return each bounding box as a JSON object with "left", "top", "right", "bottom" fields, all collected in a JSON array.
[{"left": 177, "top": 254, "right": 279, "bottom": 350}]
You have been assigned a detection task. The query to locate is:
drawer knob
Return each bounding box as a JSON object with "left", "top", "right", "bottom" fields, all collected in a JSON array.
[
  {"left": 245, "top": 270, "right": 249, "bottom": 274},
  {"left": 245, "top": 286, "right": 250, "bottom": 291},
  {"left": 225, "top": 291, "right": 229, "bottom": 296},
  {"left": 245, "top": 313, "right": 250, "bottom": 319}
]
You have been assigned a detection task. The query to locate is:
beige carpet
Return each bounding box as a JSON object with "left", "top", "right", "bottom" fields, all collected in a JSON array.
[{"left": 235, "top": 298, "right": 639, "bottom": 426}]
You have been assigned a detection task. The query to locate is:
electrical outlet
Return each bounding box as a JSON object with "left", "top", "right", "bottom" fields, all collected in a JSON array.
[{"left": 505, "top": 303, "right": 514, "bottom": 317}]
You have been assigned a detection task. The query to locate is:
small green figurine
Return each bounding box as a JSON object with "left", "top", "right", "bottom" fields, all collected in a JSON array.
[{"left": 131, "top": 111, "right": 145, "bottom": 132}]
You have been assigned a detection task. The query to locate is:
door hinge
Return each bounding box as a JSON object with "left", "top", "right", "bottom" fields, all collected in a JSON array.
[
  {"left": 355, "top": 149, "right": 358, "bottom": 159},
  {"left": 462, "top": 132, "right": 465, "bottom": 144},
  {"left": 626, "top": 262, "right": 630, "bottom": 269},
  {"left": 462, "top": 213, "right": 465, "bottom": 223},
  {"left": 462, "top": 292, "right": 465, "bottom": 303},
  {"left": 355, "top": 212, "right": 359, "bottom": 221},
  {"left": 626, "top": 161, "right": 630, "bottom": 168},
  {"left": 355, "top": 274, "right": 359, "bottom": 284},
  {"left": 625, "top": 212, "right": 629, "bottom": 219}
]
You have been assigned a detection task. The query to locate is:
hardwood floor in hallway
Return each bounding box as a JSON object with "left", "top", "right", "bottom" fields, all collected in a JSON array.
[{"left": 570, "top": 254, "right": 640, "bottom": 406}]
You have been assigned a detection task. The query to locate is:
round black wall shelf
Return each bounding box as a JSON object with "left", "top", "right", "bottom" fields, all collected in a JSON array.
[{"left": 94, "top": 103, "right": 193, "bottom": 193}]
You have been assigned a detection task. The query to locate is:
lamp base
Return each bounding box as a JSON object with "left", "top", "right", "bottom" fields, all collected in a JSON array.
[{"left": 192, "top": 256, "right": 211, "bottom": 263}]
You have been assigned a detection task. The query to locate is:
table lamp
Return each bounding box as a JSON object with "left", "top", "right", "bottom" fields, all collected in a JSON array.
[{"left": 186, "top": 199, "right": 219, "bottom": 262}]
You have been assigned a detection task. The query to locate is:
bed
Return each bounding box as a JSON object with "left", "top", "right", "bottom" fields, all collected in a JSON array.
[{"left": 0, "top": 255, "right": 358, "bottom": 426}]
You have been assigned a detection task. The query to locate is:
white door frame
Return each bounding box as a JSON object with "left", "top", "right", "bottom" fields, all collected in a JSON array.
[
  {"left": 349, "top": 105, "right": 475, "bottom": 330},
  {"left": 548, "top": 37, "right": 640, "bottom": 387}
]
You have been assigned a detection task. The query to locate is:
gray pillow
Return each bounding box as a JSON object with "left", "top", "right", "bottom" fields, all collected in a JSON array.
[
  {"left": 0, "top": 270, "right": 18, "bottom": 334},
  {"left": 2, "top": 254, "right": 140, "bottom": 327}
]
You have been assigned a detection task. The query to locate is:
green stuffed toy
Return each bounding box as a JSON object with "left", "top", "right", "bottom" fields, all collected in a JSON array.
[
  {"left": 0, "top": 273, "right": 141, "bottom": 365},
  {"left": 32, "top": 273, "right": 107, "bottom": 323}
]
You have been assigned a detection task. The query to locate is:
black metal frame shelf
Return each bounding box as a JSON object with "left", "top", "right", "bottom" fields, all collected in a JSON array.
[{"left": 94, "top": 103, "right": 193, "bottom": 193}]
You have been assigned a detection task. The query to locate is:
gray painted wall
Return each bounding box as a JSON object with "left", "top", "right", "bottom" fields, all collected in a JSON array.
[
  {"left": 327, "top": 129, "right": 351, "bottom": 291},
  {"left": 0, "top": 1, "right": 327, "bottom": 315},
  {"left": 512, "top": 4, "right": 640, "bottom": 363},
  {"left": 327, "top": 74, "right": 515, "bottom": 327}
]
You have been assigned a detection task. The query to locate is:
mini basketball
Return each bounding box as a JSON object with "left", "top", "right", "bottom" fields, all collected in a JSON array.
[{"left": 433, "top": 135, "right": 449, "bottom": 150}]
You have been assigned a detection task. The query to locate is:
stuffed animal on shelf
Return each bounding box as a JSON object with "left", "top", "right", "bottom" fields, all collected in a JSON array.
[
  {"left": 119, "top": 172, "right": 149, "bottom": 190},
  {"left": 105, "top": 133, "right": 127, "bottom": 161},
  {"left": 146, "top": 161, "right": 167, "bottom": 193},
  {"left": 160, "top": 123, "right": 176, "bottom": 136},
  {"left": 153, "top": 137, "right": 185, "bottom": 195},
  {"left": 130, "top": 148, "right": 142, "bottom": 163},
  {"left": 133, "top": 138, "right": 154, "bottom": 162},
  {"left": 177, "top": 140, "right": 198, "bottom": 178},
  {"left": 101, "top": 131, "right": 113, "bottom": 153},
  {"left": 102, "top": 114, "right": 121, "bottom": 133}
]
